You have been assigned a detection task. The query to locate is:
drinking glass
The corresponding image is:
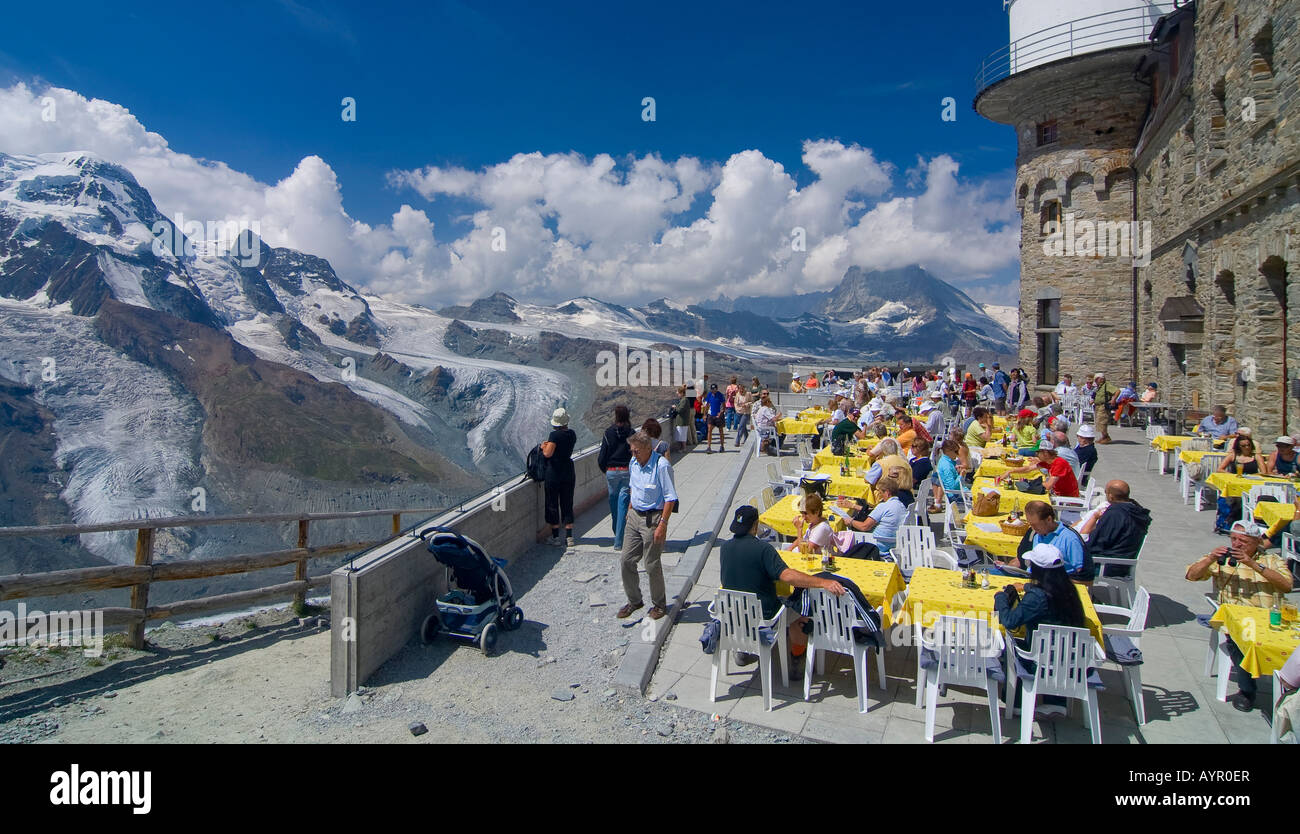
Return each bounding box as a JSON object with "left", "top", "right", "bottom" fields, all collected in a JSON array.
[{"left": 1283, "top": 601, "right": 1298, "bottom": 626}]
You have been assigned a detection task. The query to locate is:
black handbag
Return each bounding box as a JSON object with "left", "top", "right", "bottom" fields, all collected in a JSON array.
[{"left": 1016, "top": 478, "right": 1046, "bottom": 495}]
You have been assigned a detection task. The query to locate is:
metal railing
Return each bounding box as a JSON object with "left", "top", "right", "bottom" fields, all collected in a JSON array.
[{"left": 975, "top": 4, "right": 1176, "bottom": 95}]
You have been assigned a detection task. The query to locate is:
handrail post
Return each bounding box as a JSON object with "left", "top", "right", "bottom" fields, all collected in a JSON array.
[
  {"left": 392, "top": 513, "right": 401, "bottom": 536},
  {"left": 294, "top": 519, "right": 309, "bottom": 610},
  {"left": 127, "top": 527, "right": 154, "bottom": 649}
]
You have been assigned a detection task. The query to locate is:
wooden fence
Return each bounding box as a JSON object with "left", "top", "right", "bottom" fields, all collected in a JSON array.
[{"left": 0, "top": 508, "right": 441, "bottom": 648}]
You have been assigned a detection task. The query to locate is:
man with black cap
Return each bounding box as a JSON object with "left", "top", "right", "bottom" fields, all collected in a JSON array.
[{"left": 719, "top": 505, "right": 846, "bottom": 666}]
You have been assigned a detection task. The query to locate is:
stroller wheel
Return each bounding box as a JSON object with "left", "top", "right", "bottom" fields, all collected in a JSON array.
[
  {"left": 480, "top": 623, "right": 499, "bottom": 656},
  {"left": 506, "top": 606, "right": 524, "bottom": 630},
  {"left": 420, "top": 613, "right": 440, "bottom": 645}
]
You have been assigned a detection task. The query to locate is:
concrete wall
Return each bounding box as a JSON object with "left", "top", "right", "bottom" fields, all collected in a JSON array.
[{"left": 330, "top": 445, "right": 606, "bottom": 697}]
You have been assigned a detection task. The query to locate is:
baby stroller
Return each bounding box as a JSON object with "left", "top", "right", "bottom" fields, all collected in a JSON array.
[{"left": 418, "top": 527, "right": 523, "bottom": 655}]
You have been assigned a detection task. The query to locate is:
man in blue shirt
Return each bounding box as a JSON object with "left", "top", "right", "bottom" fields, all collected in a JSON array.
[
  {"left": 991, "top": 362, "right": 1010, "bottom": 414},
  {"left": 996, "top": 500, "right": 1089, "bottom": 579},
  {"left": 619, "top": 431, "right": 678, "bottom": 620},
  {"left": 1197, "top": 405, "right": 1239, "bottom": 439},
  {"left": 702, "top": 383, "right": 727, "bottom": 453}
]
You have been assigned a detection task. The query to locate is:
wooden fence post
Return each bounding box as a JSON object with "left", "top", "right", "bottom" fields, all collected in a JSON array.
[
  {"left": 294, "top": 519, "right": 309, "bottom": 610},
  {"left": 127, "top": 527, "right": 154, "bottom": 649}
]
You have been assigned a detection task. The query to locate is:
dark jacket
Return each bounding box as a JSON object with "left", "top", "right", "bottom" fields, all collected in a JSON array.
[
  {"left": 597, "top": 423, "right": 634, "bottom": 472},
  {"left": 994, "top": 583, "right": 1082, "bottom": 648},
  {"left": 1088, "top": 500, "right": 1151, "bottom": 559}
]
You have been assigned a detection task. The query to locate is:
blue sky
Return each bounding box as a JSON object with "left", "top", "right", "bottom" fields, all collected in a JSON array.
[{"left": 0, "top": 0, "right": 1022, "bottom": 305}]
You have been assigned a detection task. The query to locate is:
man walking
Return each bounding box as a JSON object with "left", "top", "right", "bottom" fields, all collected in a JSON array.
[
  {"left": 1092, "top": 373, "right": 1120, "bottom": 444},
  {"left": 619, "top": 432, "right": 677, "bottom": 621},
  {"left": 703, "top": 382, "right": 726, "bottom": 452}
]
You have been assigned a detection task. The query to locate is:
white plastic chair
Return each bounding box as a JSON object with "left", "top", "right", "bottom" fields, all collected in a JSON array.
[
  {"left": 1190, "top": 453, "right": 1227, "bottom": 510},
  {"left": 1144, "top": 425, "right": 1168, "bottom": 471},
  {"left": 920, "top": 615, "right": 1004, "bottom": 743},
  {"left": 942, "top": 502, "right": 966, "bottom": 546},
  {"left": 1242, "top": 483, "right": 1295, "bottom": 523},
  {"left": 1012, "top": 624, "right": 1104, "bottom": 744},
  {"left": 894, "top": 525, "right": 956, "bottom": 579},
  {"left": 1052, "top": 496, "right": 1087, "bottom": 527},
  {"left": 1094, "top": 587, "right": 1150, "bottom": 725},
  {"left": 1082, "top": 480, "right": 1104, "bottom": 511},
  {"left": 760, "top": 486, "right": 777, "bottom": 511},
  {"left": 1091, "top": 537, "right": 1145, "bottom": 608},
  {"left": 800, "top": 588, "right": 885, "bottom": 714},
  {"left": 1283, "top": 532, "right": 1300, "bottom": 582},
  {"left": 767, "top": 463, "right": 789, "bottom": 498},
  {"left": 755, "top": 425, "right": 777, "bottom": 460},
  {"left": 709, "top": 590, "right": 788, "bottom": 712},
  {"left": 1271, "top": 671, "right": 1297, "bottom": 744}
]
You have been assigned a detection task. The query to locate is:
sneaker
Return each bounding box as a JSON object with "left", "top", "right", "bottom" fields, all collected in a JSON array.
[
  {"left": 546, "top": 535, "right": 563, "bottom": 547},
  {"left": 732, "top": 651, "right": 759, "bottom": 667},
  {"left": 1230, "top": 692, "right": 1255, "bottom": 712},
  {"left": 705, "top": 447, "right": 713, "bottom": 454}
]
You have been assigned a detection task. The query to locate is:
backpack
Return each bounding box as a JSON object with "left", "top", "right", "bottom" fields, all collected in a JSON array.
[{"left": 525, "top": 445, "right": 548, "bottom": 482}]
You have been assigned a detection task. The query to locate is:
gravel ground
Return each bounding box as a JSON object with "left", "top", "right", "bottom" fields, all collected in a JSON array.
[{"left": 0, "top": 540, "right": 805, "bottom": 744}]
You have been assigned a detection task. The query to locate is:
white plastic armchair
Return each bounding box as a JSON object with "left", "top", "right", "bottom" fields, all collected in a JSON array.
[
  {"left": 1012, "top": 624, "right": 1105, "bottom": 744},
  {"left": 920, "top": 615, "right": 1004, "bottom": 743},
  {"left": 1094, "top": 587, "right": 1150, "bottom": 725},
  {"left": 1242, "top": 483, "right": 1295, "bottom": 524},
  {"left": 800, "top": 588, "right": 885, "bottom": 714},
  {"left": 709, "top": 590, "right": 788, "bottom": 711}
]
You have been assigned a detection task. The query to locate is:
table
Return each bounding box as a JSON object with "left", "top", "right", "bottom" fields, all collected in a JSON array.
[
  {"left": 903, "top": 567, "right": 1104, "bottom": 646},
  {"left": 962, "top": 513, "right": 1027, "bottom": 559},
  {"left": 776, "top": 551, "right": 906, "bottom": 627},
  {"left": 759, "top": 493, "right": 847, "bottom": 539},
  {"left": 1209, "top": 605, "right": 1300, "bottom": 700},
  {"left": 776, "top": 418, "right": 820, "bottom": 436},
  {"left": 1151, "top": 435, "right": 1196, "bottom": 473},
  {"left": 797, "top": 407, "right": 832, "bottom": 423},
  {"left": 1204, "top": 472, "right": 1295, "bottom": 500},
  {"left": 971, "top": 477, "right": 1047, "bottom": 514},
  {"left": 1255, "top": 500, "right": 1296, "bottom": 531},
  {"left": 794, "top": 468, "right": 874, "bottom": 501},
  {"left": 813, "top": 447, "right": 872, "bottom": 472},
  {"left": 975, "top": 458, "right": 1041, "bottom": 480}
]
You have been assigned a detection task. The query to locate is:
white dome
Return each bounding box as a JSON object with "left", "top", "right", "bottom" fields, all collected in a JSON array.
[{"left": 1005, "top": 0, "right": 1177, "bottom": 73}]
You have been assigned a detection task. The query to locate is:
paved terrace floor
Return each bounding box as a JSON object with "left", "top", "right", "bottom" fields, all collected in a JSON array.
[{"left": 649, "top": 425, "right": 1296, "bottom": 744}]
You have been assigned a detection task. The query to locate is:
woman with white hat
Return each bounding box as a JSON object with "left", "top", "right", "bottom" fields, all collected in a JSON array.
[
  {"left": 541, "top": 407, "right": 578, "bottom": 547},
  {"left": 1270, "top": 436, "right": 1298, "bottom": 476},
  {"left": 1074, "top": 425, "right": 1099, "bottom": 482}
]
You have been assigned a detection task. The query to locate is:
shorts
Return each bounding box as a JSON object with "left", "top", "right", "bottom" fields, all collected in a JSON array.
[{"left": 707, "top": 414, "right": 725, "bottom": 428}]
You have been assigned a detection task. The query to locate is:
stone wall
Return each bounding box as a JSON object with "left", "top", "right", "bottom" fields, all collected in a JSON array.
[{"left": 1135, "top": 0, "right": 1300, "bottom": 435}]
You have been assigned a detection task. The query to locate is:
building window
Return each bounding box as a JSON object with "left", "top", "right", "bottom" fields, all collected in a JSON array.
[
  {"left": 1037, "top": 332, "right": 1060, "bottom": 386},
  {"left": 1037, "top": 297, "right": 1060, "bottom": 329},
  {"left": 1039, "top": 200, "right": 1061, "bottom": 236},
  {"left": 1036, "top": 121, "right": 1058, "bottom": 146}
]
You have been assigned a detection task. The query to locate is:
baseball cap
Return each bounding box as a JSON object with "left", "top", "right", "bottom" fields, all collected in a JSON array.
[
  {"left": 729, "top": 505, "right": 760, "bottom": 535},
  {"left": 1277, "top": 436, "right": 1295, "bottom": 446},
  {"left": 1229, "top": 520, "right": 1264, "bottom": 538},
  {"left": 710, "top": 383, "right": 718, "bottom": 390},
  {"left": 1076, "top": 425, "right": 1097, "bottom": 438},
  {"left": 1024, "top": 543, "right": 1063, "bottom": 569},
  {"left": 978, "top": 362, "right": 986, "bottom": 368},
  {"left": 992, "top": 362, "right": 1000, "bottom": 368},
  {"left": 1017, "top": 408, "right": 1036, "bottom": 418}
]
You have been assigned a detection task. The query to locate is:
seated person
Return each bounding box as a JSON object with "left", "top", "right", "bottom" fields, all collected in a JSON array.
[
  {"left": 909, "top": 436, "right": 935, "bottom": 486},
  {"left": 995, "top": 441, "right": 1080, "bottom": 498},
  {"left": 963, "top": 406, "right": 992, "bottom": 449},
  {"left": 829, "top": 409, "right": 865, "bottom": 454},
  {"left": 894, "top": 417, "right": 917, "bottom": 455},
  {"left": 1051, "top": 430, "right": 1081, "bottom": 477},
  {"left": 921, "top": 399, "right": 944, "bottom": 438},
  {"left": 1075, "top": 480, "right": 1150, "bottom": 578},
  {"left": 1269, "top": 436, "right": 1298, "bottom": 476},
  {"left": 831, "top": 477, "right": 906, "bottom": 557},
  {"left": 995, "top": 500, "right": 1089, "bottom": 580},
  {"left": 1197, "top": 405, "right": 1239, "bottom": 439},
  {"left": 1140, "top": 382, "right": 1158, "bottom": 403},
  {"left": 1013, "top": 409, "right": 1040, "bottom": 455},
  {"left": 1215, "top": 433, "right": 1269, "bottom": 533},
  {"left": 1112, "top": 381, "right": 1138, "bottom": 422},
  {"left": 935, "top": 439, "right": 966, "bottom": 507},
  {"left": 720, "top": 505, "right": 846, "bottom": 667},
  {"left": 1075, "top": 425, "right": 1099, "bottom": 480},
  {"left": 1185, "top": 520, "right": 1293, "bottom": 712}
]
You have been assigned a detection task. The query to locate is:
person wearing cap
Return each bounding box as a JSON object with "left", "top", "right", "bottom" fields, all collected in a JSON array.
[
  {"left": 541, "top": 407, "right": 578, "bottom": 547},
  {"left": 1092, "top": 373, "right": 1120, "bottom": 444},
  {"left": 1269, "top": 436, "right": 1298, "bottom": 476},
  {"left": 719, "top": 504, "right": 846, "bottom": 667},
  {"left": 994, "top": 542, "right": 1088, "bottom": 647},
  {"left": 702, "top": 382, "right": 726, "bottom": 453},
  {"left": 1013, "top": 408, "right": 1040, "bottom": 455},
  {"left": 829, "top": 408, "right": 866, "bottom": 455},
  {"left": 619, "top": 431, "right": 678, "bottom": 620},
  {"left": 1111, "top": 379, "right": 1139, "bottom": 423},
  {"left": 1140, "top": 381, "right": 1158, "bottom": 403},
  {"left": 997, "top": 440, "right": 1080, "bottom": 498},
  {"left": 1075, "top": 425, "right": 1099, "bottom": 480},
  {"left": 1186, "top": 520, "right": 1294, "bottom": 711},
  {"left": 921, "top": 399, "right": 944, "bottom": 440},
  {"left": 1196, "top": 405, "right": 1239, "bottom": 440}
]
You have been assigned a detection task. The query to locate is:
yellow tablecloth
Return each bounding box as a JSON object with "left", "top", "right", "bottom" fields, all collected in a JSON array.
[
  {"left": 1210, "top": 604, "right": 1300, "bottom": 678},
  {"left": 759, "top": 493, "right": 847, "bottom": 539},
  {"left": 962, "top": 513, "right": 1027, "bottom": 559},
  {"left": 1204, "top": 472, "right": 1295, "bottom": 499},
  {"left": 903, "top": 567, "right": 1104, "bottom": 645},
  {"left": 813, "top": 447, "right": 872, "bottom": 472},
  {"left": 776, "top": 551, "right": 906, "bottom": 627},
  {"left": 1152, "top": 434, "right": 1196, "bottom": 452},
  {"left": 975, "top": 458, "right": 1040, "bottom": 480},
  {"left": 797, "top": 408, "right": 832, "bottom": 423},
  {"left": 809, "top": 466, "right": 875, "bottom": 501},
  {"left": 1255, "top": 501, "right": 1297, "bottom": 530},
  {"left": 970, "top": 478, "right": 1047, "bottom": 514},
  {"left": 776, "top": 418, "right": 820, "bottom": 436},
  {"left": 1178, "top": 449, "right": 1216, "bottom": 465}
]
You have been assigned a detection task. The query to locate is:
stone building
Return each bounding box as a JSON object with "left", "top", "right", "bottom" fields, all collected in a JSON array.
[{"left": 976, "top": 0, "right": 1299, "bottom": 434}]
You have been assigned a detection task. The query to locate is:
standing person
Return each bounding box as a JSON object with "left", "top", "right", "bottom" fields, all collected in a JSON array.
[
  {"left": 750, "top": 376, "right": 762, "bottom": 396},
  {"left": 1092, "top": 373, "right": 1119, "bottom": 444},
  {"left": 672, "top": 385, "right": 692, "bottom": 452},
  {"left": 619, "top": 432, "right": 677, "bottom": 621},
  {"left": 683, "top": 379, "right": 698, "bottom": 445},
  {"left": 1007, "top": 369, "right": 1030, "bottom": 413},
  {"left": 598, "top": 405, "right": 634, "bottom": 550},
  {"left": 724, "top": 376, "right": 740, "bottom": 431},
  {"left": 733, "top": 385, "right": 753, "bottom": 448},
  {"left": 541, "top": 408, "right": 578, "bottom": 548},
  {"left": 702, "top": 382, "right": 726, "bottom": 453},
  {"left": 961, "top": 373, "right": 978, "bottom": 416},
  {"left": 991, "top": 362, "right": 1010, "bottom": 414}
]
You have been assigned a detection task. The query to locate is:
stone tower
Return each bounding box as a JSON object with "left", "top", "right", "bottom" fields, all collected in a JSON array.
[{"left": 975, "top": 1, "right": 1179, "bottom": 391}]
